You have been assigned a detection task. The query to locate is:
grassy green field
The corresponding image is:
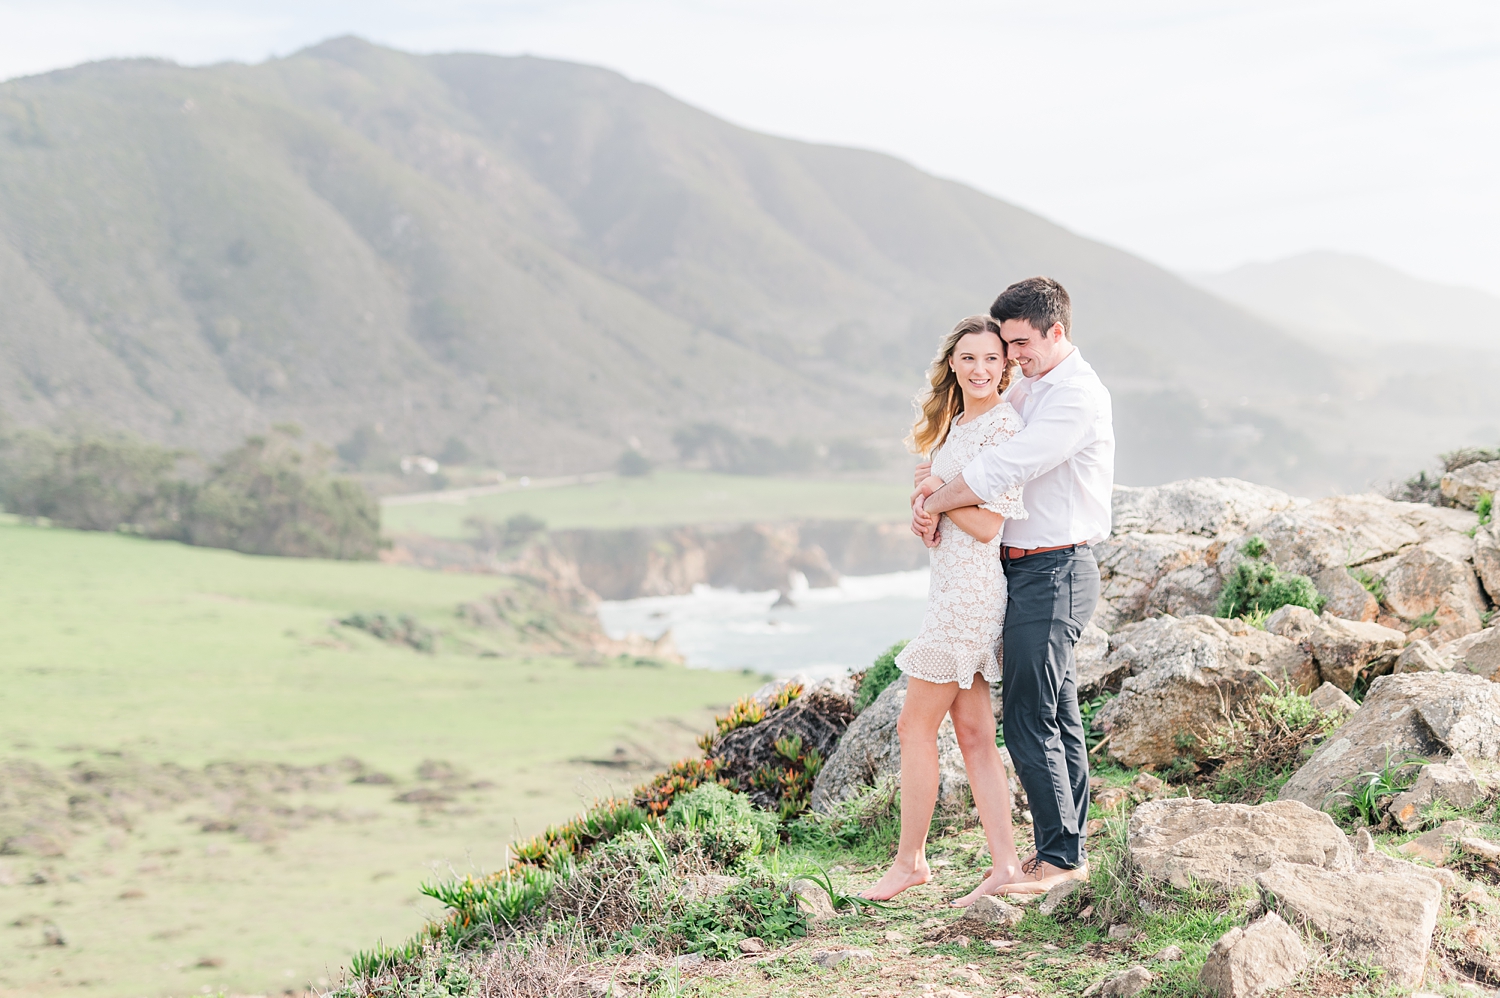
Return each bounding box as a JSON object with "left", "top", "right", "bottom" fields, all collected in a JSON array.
[
  {"left": 379, "top": 472, "right": 913, "bottom": 538},
  {"left": 0, "top": 519, "right": 759, "bottom": 998}
]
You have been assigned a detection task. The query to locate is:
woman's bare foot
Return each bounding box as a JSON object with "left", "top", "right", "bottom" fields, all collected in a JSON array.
[
  {"left": 950, "top": 860, "right": 1024, "bottom": 907},
  {"left": 997, "top": 859, "right": 1089, "bottom": 895},
  {"left": 860, "top": 856, "right": 932, "bottom": 901}
]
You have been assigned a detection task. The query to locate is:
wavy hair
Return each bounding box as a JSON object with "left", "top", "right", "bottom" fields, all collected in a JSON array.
[{"left": 906, "top": 315, "right": 1013, "bottom": 457}]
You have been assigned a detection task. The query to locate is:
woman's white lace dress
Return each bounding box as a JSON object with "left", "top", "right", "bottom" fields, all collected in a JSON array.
[{"left": 896, "top": 403, "right": 1028, "bottom": 688}]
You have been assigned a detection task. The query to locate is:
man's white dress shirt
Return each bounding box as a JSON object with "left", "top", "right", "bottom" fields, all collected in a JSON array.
[{"left": 960, "top": 348, "right": 1114, "bottom": 548}]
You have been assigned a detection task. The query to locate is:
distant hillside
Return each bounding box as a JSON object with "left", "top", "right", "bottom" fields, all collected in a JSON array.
[
  {"left": 0, "top": 38, "right": 1406, "bottom": 490},
  {"left": 1190, "top": 251, "right": 1500, "bottom": 351},
  {"left": 1188, "top": 253, "right": 1500, "bottom": 481}
]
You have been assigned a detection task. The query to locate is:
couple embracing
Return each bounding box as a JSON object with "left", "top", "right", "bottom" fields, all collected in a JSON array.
[{"left": 861, "top": 277, "right": 1115, "bottom": 906}]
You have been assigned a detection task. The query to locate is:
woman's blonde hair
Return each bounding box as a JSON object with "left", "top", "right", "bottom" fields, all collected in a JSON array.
[{"left": 906, "top": 315, "right": 1014, "bottom": 457}]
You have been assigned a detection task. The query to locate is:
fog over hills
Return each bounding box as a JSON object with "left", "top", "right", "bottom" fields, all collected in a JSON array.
[
  {"left": 1192, "top": 251, "right": 1500, "bottom": 352},
  {"left": 0, "top": 37, "right": 1470, "bottom": 491}
]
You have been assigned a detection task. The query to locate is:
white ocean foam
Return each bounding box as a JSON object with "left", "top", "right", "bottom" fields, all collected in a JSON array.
[{"left": 597, "top": 569, "right": 929, "bottom": 677}]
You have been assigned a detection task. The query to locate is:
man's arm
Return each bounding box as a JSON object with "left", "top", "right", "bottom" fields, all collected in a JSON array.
[
  {"left": 951, "top": 384, "right": 1096, "bottom": 506},
  {"left": 920, "top": 474, "right": 984, "bottom": 515}
]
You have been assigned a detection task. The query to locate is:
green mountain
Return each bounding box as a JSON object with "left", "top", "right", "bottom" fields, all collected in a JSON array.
[{"left": 0, "top": 38, "right": 1360, "bottom": 488}]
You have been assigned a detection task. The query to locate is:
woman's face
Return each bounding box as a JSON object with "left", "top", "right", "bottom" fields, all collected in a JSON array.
[{"left": 949, "top": 330, "right": 1006, "bottom": 404}]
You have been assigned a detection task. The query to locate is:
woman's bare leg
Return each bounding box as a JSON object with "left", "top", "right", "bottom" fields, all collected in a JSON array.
[
  {"left": 946, "top": 679, "right": 1025, "bottom": 905},
  {"left": 859, "top": 678, "right": 959, "bottom": 900}
]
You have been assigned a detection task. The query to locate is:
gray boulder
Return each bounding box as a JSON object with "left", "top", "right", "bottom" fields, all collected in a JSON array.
[
  {"left": 1444, "top": 625, "right": 1500, "bottom": 682},
  {"left": 1076, "top": 622, "right": 1117, "bottom": 697},
  {"left": 1313, "top": 567, "right": 1380, "bottom": 622},
  {"left": 1232, "top": 494, "right": 1423, "bottom": 579},
  {"left": 1264, "top": 604, "right": 1319, "bottom": 642},
  {"left": 1372, "top": 545, "right": 1484, "bottom": 644},
  {"left": 1144, "top": 564, "right": 1223, "bottom": 620},
  {"left": 1395, "top": 639, "right": 1450, "bottom": 674},
  {"left": 1255, "top": 860, "right": 1442, "bottom": 988},
  {"left": 1306, "top": 613, "right": 1405, "bottom": 691},
  {"left": 1441, "top": 459, "right": 1500, "bottom": 509},
  {"left": 1111, "top": 478, "right": 1297, "bottom": 537},
  {"left": 1279, "top": 672, "right": 1500, "bottom": 811},
  {"left": 1128, "top": 798, "right": 1354, "bottom": 890},
  {"left": 1093, "top": 532, "right": 1219, "bottom": 632},
  {"left": 1388, "top": 754, "right": 1485, "bottom": 832},
  {"left": 1474, "top": 520, "right": 1500, "bottom": 604},
  {"left": 1198, "top": 912, "right": 1311, "bottom": 998},
  {"left": 1307, "top": 681, "right": 1357, "bottom": 717},
  {"left": 809, "top": 676, "right": 1022, "bottom": 819},
  {"left": 1094, "top": 616, "right": 1315, "bottom": 768}
]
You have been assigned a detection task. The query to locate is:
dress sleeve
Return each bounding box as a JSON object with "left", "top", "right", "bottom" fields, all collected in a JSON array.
[
  {"left": 931, "top": 442, "right": 962, "bottom": 484},
  {"left": 978, "top": 406, "right": 1029, "bottom": 519}
]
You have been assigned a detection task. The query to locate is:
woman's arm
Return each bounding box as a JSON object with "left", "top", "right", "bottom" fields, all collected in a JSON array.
[{"left": 944, "top": 506, "right": 1005, "bottom": 545}]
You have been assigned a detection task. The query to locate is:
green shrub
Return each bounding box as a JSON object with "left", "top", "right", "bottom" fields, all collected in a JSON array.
[
  {"left": 181, "top": 428, "right": 379, "bottom": 559},
  {"left": 668, "top": 876, "right": 807, "bottom": 958},
  {"left": 1478, "top": 491, "right": 1493, "bottom": 526},
  {"left": 0, "top": 429, "right": 186, "bottom": 531},
  {"left": 510, "top": 797, "right": 649, "bottom": 869},
  {"left": 1215, "top": 559, "right": 1325, "bottom": 620},
  {"left": 0, "top": 425, "right": 379, "bottom": 559},
  {"left": 663, "top": 783, "right": 776, "bottom": 870},
  {"left": 855, "top": 641, "right": 908, "bottom": 712},
  {"left": 340, "top": 612, "right": 436, "bottom": 652},
  {"left": 420, "top": 866, "right": 557, "bottom": 942},
  {"left": 616, "top": 449, "right": 652, "bottom": 477},
  {"left": 784, "top": 775, "right": 900, "bottom": 855},
  {"left": 1239, "top": 534, "right": 1268, "bottom": 559}
]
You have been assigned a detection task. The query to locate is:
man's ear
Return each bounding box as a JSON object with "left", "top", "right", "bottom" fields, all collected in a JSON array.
[{"left": 1049, "top": 322, "right": 1066, "bottom": 342}]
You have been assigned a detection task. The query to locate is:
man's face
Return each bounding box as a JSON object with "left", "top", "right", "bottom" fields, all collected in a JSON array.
[{"left": 999, "top": 319, "right": 1070, "bottom": 379}]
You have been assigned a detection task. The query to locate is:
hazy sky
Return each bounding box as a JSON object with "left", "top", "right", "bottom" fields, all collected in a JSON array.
[{"left": 3, "top": 1, "right": 1498, "bottom": 294}]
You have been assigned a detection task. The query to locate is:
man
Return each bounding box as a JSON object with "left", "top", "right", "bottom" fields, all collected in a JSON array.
[{"left": 914, "top": 276, "right": 1114, "bottom": 893}]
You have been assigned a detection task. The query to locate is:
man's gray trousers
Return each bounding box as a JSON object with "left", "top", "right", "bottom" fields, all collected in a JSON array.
[{"left": 1000, "top": 544, "right": 1100, "bottom": 870}]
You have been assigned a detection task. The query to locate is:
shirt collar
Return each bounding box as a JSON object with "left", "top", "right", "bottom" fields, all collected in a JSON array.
[{"left": 1037, "top": 346, "right": 1083, "bottom": 386}]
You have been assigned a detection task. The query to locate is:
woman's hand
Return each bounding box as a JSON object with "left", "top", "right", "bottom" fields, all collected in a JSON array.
[
  {"left": 912, "top": 462, "right": 932, "bottom": 489},
  {"left": 911, "top": 495, "right": 940, "bottom": 546}
]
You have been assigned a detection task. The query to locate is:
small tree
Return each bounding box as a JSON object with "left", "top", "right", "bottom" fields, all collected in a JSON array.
[
  {"left": 0, "top": 429, "right": 185, "bottom": 531},
  {"left": 183, "top": 428, "right": 379, "bottom": 559}
]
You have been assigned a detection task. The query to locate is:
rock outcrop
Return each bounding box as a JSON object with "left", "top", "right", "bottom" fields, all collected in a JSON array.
[
  {"left": 1474, "top": 519, "right": 1500, "bottom": 604},
  {"left": 1127, "top": 798, "right": 1354, "bottom": 890},
  {"left": 1312, "top": 567, "right": 1380, "bottom": 622},
  {"left": 1441, "top": 459, "right": 1500, "bottom": 509},
  {"left": 808, "top": 676, "right": 1024, "bottom": 820},
  {"left": 1446, "top": 626, "right": 1500, "bottom": 681},
  {"left": 1305, "top": 614, "right": 1405, "bottom": 691},
  {"left": 1093, "top": 532, "right": 1220, "bottom": 632},
  {"left": 1255, "top": 861, "right": 1442, "bottom": 988},
  {"left": 1093, "top": 616, "right": 1314, "bottom": 767},
  {"left": 1198, "top": 913, "right": 1311, "bottom": 998},
  {"left": 1111, "top": 479, "right": 1298, "bottom": 538},
  {"left": 1278, "top": 672, "right": 1500, "bottom": 811},
  {"left": 1077, "top": 622, "right": 1126, "bottom": 698},
  {"left": 1387, "top": 754, "right": 1486, "bottom": 832}
]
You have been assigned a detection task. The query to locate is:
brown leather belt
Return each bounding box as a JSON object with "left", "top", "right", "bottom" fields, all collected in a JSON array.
[{"left": 1003, "top": 542, "right": 1086, "bottom": 560}]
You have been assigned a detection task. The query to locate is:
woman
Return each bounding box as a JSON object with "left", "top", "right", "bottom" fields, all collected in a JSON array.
[{"left": 860, "top": 315, "right": 1027, "bottom": 906}]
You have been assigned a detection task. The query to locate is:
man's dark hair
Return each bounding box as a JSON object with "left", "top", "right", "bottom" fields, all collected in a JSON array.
[{"left": 990, "top": 277, "right": 1072, "bottom": 340}]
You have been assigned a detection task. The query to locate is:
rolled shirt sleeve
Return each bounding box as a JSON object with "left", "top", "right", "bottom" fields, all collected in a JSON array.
[{"left": 960, "top": 384, "right": 1096, "bottom": 503}]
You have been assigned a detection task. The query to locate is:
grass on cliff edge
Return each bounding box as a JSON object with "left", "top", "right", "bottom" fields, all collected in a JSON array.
[
  {"left": 379, "top": 471, "right": 913, "bottom": 537},
  {"left": 0, "top": 518, "right": 758, "bottom": 998}
]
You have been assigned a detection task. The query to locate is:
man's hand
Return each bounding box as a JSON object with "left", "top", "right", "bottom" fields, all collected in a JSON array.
[{"left": 912, "top": 462, "right": 932, "bottom": 489}]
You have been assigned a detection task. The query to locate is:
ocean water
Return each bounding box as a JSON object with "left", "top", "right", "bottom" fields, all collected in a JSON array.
[{"left": 596, "top": 570, "right": 930, "bottom": 680}]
